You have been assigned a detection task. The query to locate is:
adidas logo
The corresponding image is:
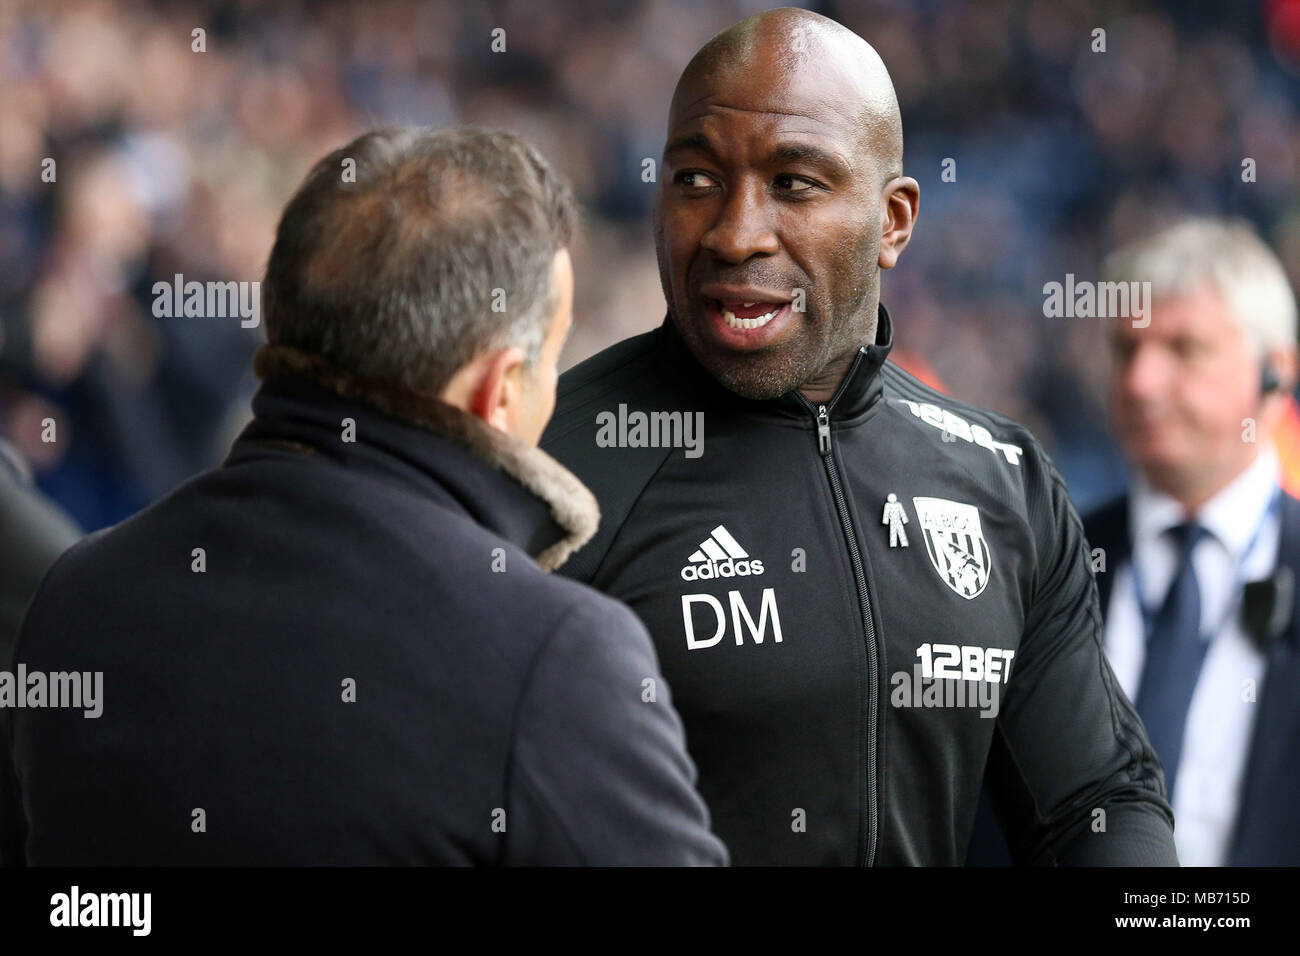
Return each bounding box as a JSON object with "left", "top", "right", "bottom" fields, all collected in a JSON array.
[{"left": 680, "top": 525, "right": 765, "bottom": 581}]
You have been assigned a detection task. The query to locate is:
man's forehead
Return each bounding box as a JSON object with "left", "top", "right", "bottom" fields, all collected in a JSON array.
[
  {"left": 1114, "top": 292, "right": 1238, "bottom": 341},
  {"left": 666, "top": 33, "right": 902, "bottom": 180},
  {"left": 668, "top": 103, "right": 858, "bottom": 151},
  {"left": 669, "top": 55, "right": 870, "bottom": 137},
  {"left": 669, "top": 99, "right": 864, "bottom": 149}
]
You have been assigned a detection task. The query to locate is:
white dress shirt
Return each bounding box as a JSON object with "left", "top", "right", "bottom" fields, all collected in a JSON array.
[{"left": 1104, "top": 448, "right": 1281, "bottom": 867}]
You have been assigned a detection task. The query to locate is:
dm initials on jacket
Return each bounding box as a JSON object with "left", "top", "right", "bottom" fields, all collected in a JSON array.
[{"left": 544, "top": 310, "right": 1170, "bottom": 866}]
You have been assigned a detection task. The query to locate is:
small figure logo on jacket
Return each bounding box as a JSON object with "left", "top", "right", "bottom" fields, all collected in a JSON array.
[
  {"left": 912, "top": 497, "right": 992, "bottom": 599},
  {"left": 883, "top": 493, "right": 909, "bottom": 547}
]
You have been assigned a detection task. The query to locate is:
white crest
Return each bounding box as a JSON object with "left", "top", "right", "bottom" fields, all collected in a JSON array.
[{"left": 911, "top": 497, "right": 991, "bottom": 599}]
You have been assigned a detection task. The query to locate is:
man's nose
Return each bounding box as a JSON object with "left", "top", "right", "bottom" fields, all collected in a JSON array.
[{"left": 699, "top": 183, "right": 779, "bottom": 263}]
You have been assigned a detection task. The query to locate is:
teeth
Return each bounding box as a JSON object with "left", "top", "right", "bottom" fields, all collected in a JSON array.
[
  {"left": 722, "top": 306, "right": 781, "bottom": 330},
  {"left": 742, "top": 301, "right": 756, "bottom": 307}
]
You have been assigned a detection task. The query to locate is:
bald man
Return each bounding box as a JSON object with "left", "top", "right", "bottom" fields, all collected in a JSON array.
[{"left": 543, "top": 9, "right": 1177, "bottom": 865}]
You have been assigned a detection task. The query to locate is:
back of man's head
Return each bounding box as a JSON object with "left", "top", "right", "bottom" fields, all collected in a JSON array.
[{"left": 263, "top": 127, "right": 577, "bottom": 396}]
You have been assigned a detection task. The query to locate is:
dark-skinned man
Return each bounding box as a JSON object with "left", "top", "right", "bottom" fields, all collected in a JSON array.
[{"left": 542, "top": 9, "right": 1178, "bottom": 865}]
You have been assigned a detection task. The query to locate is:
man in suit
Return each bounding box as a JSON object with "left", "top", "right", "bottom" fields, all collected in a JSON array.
[
  {"left": 1, "top": 127, "right": 726, "bottom": 866},
  {"left": 970, "top": 217, "right": 1300, "bottom": 865}
]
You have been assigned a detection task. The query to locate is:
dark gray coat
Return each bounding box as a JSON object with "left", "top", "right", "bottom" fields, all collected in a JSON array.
[{"left": 1, "top": 346, "right": 726, "bottom": 866}]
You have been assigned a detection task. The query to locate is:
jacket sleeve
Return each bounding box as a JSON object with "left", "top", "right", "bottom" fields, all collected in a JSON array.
[
  {"left": 504, "top": 594, "right": 728, "bottom": 865},
  {"left": 981, "top": 440, "right": 1178, "bottom": 866}
]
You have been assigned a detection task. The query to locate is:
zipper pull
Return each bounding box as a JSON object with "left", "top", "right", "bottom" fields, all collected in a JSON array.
[{"left": 817, "top": 405, "right": 831, "bottom": 455}]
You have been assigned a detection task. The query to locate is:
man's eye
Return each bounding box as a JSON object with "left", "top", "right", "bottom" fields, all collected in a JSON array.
[
  {"left": 674, "top": 171, "right": 718, "bottom": 189},
  {"left": 775, "top": 174, "right": 815, "bottom": 192}
]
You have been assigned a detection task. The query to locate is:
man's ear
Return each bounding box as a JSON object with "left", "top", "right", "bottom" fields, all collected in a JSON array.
[
  {"left": 442, "top": 346, "right": 528, "bottom": 433},
  {"left": 879, "top": 176, "right": 920, "bottom": 270},
  {"left": 1264, "top": 344, "right": 1300, "bottom": 402}
]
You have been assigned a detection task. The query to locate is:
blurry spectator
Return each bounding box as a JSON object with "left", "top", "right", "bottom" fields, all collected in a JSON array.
[
  {"left": 971, "top": 217, "right": 1300, "bottom": 866},
  {"left": 0, "top": 0, "right": 1298, "bottom": 530},
  {"left": 0, "top": 436, "right": 79, "bottom": 667}
]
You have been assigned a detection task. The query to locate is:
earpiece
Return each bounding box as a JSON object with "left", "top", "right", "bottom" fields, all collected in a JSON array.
[{"left": 1261, "top": 360, "right": 1283, "bottom": 397}]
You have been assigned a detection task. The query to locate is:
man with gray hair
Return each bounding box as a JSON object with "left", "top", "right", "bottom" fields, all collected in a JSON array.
[
  {"left": 0, "top": 127, "right": 727, "bottom": 865},
  {"left": 972, "top": 217, "right": 1300, "bottom": 865}
]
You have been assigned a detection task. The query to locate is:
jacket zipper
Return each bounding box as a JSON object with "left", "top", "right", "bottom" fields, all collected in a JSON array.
[{"left": 798, "top": 354, "right": 879, "bottom": 867}]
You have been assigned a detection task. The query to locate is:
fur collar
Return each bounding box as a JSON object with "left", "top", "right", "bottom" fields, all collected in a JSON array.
[{"left": 253, "top": 344, "right": 598, "bottom": 572}]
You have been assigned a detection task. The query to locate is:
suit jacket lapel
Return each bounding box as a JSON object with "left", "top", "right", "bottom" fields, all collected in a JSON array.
[{"left": 1229, "top": 493, "right": 1300, "bottom": 864}]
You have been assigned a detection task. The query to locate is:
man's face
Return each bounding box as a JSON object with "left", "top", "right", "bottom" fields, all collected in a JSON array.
[
  {"left": 512, "top": 248, "right": 573, "bottom": 445},
  {"left": 655, "top": 60, "right": 885, "bottom": 399},
  {"left": 1110, "top": 287, "right": 1263, "bottom": 496}
]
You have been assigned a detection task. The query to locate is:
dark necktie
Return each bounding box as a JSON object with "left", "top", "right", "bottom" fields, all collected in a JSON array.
[{"left": 1134, "top": 521, "right": 1210, "bottom": 799}]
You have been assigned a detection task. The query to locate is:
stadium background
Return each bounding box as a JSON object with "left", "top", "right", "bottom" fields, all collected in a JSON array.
[{"left": 3, "top": 0, "right": 1300, "bottom": 532}]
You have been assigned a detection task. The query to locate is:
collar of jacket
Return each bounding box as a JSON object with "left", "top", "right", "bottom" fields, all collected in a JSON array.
[
  {"left": 245, "top": 344, "right": 599, "bottom": 572},
  {"left": 657, "top": 302, "right": 895, "bottom": 423}
]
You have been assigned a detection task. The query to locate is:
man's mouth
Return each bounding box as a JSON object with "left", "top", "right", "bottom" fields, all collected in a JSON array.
[
  {"left": 716, "top": 299, "right": 786, "bottom": 331},
  {"left": 690, "top": 285, "right": 798, "bottom": 351}
]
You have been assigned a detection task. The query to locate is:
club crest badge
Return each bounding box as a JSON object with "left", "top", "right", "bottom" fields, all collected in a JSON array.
[{"left": 911, "top": 497, "right": 992, "bottom": 599}]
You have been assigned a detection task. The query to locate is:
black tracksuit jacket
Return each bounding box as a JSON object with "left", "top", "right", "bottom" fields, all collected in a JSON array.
[{"left": 542, "top": 304, "right": 1178, "bottom": 866}]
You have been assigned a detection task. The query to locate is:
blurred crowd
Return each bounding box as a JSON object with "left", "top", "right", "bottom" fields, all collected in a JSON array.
[{"left": 2, "top": 0, "right": 1299, "bottom": 530}]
